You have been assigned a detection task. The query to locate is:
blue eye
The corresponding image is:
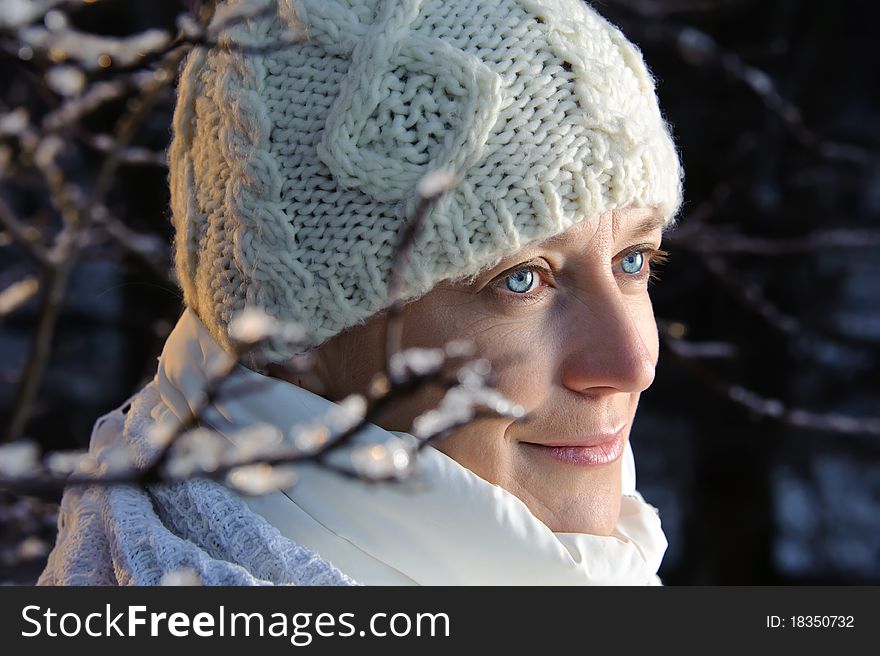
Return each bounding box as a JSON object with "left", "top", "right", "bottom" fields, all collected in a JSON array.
[
  {"left": 621, "top": 251, "right": 644, "bottom": 274},
  {"left": 505, "top": 269, "right": 536, "bottom": 293}
]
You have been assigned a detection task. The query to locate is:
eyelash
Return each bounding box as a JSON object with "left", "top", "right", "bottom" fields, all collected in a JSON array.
[{"left": 489, "top": 247, "right": 670, "bottom": 304}]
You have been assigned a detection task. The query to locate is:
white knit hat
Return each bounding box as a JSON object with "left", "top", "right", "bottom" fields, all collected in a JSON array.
[{"left": 169, "top": 0, "right": 684, "bottom": 362}]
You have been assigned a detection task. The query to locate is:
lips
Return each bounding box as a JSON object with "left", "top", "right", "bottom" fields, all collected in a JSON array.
[
  {"left": 520, "top": 426, "right": 627, "bottom": 467},
  {"left": 530, "top": 426, "right": 626, "bottom": 448}
]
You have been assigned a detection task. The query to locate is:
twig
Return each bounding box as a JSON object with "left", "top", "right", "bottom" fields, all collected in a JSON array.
[
  {"left": 0, "top": 362, "right": 478, "bottom": 496},
  {"left": 668, "top": 226, "right": 880, "bottom": 255},
  {"left": 383, "top": 173, "right": 458, "bottom": 370},
  {"left": 5, "top": 51, "right": 187, "bottom": 443},
  {"left": 700, "top": 254, "right": 800, "bottom": 336},
  {"left": 91, "top": 206, "right": 172, "bottom": 282},
  {"left": 78, "top": 132, "right": 167, "bottom": 167},
  {"left": 659, "top": 320, "right": 880, "bottom": 436},
  {"left": 0, "top": 195, "right": 51, "bottom": 269},
  {"left": 616, "top": 9, "right": 873, "bottom": 166}
]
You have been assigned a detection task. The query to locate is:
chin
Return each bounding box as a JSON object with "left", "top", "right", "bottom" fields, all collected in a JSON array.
[
  {"left": 542, "top": 500, "right": 622, "bottom": 535},
  {"left": 528, "top": 463, "right": 625, "bottom": 535},
  {"left": 527, "top": 477, "right": 624, "bottom": 535}
]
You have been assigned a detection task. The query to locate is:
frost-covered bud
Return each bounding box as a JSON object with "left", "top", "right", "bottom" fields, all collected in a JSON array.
[
  {"left": 276, "top": 319, "right": 308, "bottom": 345},
  {"left": 677, "top": 27, "right": 717, "bottom": 65},
  {"left": 350, "top": 437, "right": 412, "bottom": 479},
  {"left": 44, "top": 450, "right": 88, "bottom": 476},
  {"left": 470, "top": 387, "right": 526, "bottom": 420},
  {"left": 0, "top": 440, "right": 40, "bottom": 478},
  {"left": 204, "top": 350, "right": 236, "bottom": 379},
  {"left": 166, "top": 428, "right": 228, "bottom": 478},
  {"left": 290, "top": 422, "right": 331, "bottom": 454},
  {"left": 417, "top": 169, "right": 459, "bottom": 198},
  {"left": 46, "top": 65, "right": 85, "bottom": 96},
  {"left": 324, "top": 394, "right": 367, "bottom": 433},
  {"left": 228, "top": 306, "right": 277, "bottom": 344},
  {"left": 43, "top": 9, "right": 66, "bottom": 31},
  {"left": 443, "top": 339, "right": 476, "bottom": 358},
  {"left": 23, "top": 24, "right": 171, "bottom": 70},
  {"left": 411, "top": 387, "right": 475, "bottom": 440},
  {"left": 227, "top": 463, "right": 298, "bottom": 496},
  {"left": 99, "top": 442, "right": 135, "bottom": 474},
  {"left": 0, "top": 108, "right": 28, "bottom": 138},
  {"left": 34, "top": 135, "right": 63, "bottom": 169},
  {"left": 226, "top": 423, "right": 284, "bottom": 464},
  {"left": 457, "top": 358, "right": 492, "bottom": 388},
  {"left": 368, "top": 372, "right": 391, "bottom": 398},
  {"left": 743, "top": 68, "right": 774, "bottom": 95},
  {"left": 390, "top": 346, "right": 446, "bottom": 382},
  {"left": 411, "top": 378, "right": 525, "bottom": 440},
  {"left": 76, "top": 453, "right": 101, "bottom": 476},
  {"left": 728, "top": 385, "right": 785, "bottom": 418},
  {"left": 176, "top": 14, "right": 201, "bottom": 39},
  {"left": 0, "top": 0, "right": 54, "bottom": 30},
  {"left": 18, "top": 536, "right": 49, "bottom": 560},
  {"left": 146, "top": 420, "right": 177, "bottom": 450},
  {"left": 0, "top": 276, "right": 39, "bottom": 317}
]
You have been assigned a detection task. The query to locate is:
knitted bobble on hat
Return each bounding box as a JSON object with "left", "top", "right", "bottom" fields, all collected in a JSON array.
[{"left": 169, "top": 0, "right": 685, "bottom": 362}]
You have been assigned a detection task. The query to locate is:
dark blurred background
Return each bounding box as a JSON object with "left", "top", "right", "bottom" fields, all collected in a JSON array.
[{"left": 1, "top": 0, "right": 878, "bottom": 584}]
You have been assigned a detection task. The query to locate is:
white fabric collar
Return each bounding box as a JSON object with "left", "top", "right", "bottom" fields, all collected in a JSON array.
[{"left": 156, "top": 308, "right": 668, "bottom": 585}]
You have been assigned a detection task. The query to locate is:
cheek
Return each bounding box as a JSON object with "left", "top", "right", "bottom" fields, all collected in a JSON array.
[
  {"left": 437, "top": 324, "right": 557, "bottom": 479},
  {"left": 482, "top": 336, "right": 557, "bottom": 412},
  {"left": 436, "top": 308, "right": 561, "bottom": 413},
  {"left": 401, "top": 292, "right": 529, "bottom": 364},
  {"left": 396, "top": 296, "right": 559, "bottom": 468}
]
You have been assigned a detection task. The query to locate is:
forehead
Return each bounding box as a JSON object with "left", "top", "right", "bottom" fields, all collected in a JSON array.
[
  {"left": 529, "top": 207, "right": 666, "bottom": 253},
  {"left": 502, "top": 208, "right": 667, "bottom": 262}
]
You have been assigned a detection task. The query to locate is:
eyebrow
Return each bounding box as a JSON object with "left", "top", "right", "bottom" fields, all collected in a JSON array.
[
  {"left": 611, "top": 211, "right": 667, "bottom": 243},
  {"left": 539, "top": 210, "right": 666, "bottom": 248}
]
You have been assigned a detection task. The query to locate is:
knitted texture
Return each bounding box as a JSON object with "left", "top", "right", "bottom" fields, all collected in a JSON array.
[
  {"left": 170, "top": 0, "right": 684, "bottom": 360},
  {"left": 37, "top": 380, "right": 358, "bottom": 586}
]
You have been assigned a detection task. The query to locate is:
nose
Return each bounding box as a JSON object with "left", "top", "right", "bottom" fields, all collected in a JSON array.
[{"left": 559, "top": 284, "right": 657, "bottom": 396}]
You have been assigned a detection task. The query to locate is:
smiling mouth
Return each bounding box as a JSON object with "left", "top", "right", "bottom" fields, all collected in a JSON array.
[{"left": 520, "top": 426, "right": 627, "bottom": 467}]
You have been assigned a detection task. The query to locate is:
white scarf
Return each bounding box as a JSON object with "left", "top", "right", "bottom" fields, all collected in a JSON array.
[{"left": 156, "top": 308, "right": 668, "bottom": 585}]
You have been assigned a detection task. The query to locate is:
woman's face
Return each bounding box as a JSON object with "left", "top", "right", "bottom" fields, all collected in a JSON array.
[{"left": 289, "top": 206, "right": 666, "bottom": 536}]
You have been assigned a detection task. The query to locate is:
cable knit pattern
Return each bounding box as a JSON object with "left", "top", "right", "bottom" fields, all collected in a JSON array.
[
  {"left": 37, "top": 381, "right": 357, "bottom": 586},
  {"left": 169, "top": 0, "right": 684, "bottom": 361}
]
